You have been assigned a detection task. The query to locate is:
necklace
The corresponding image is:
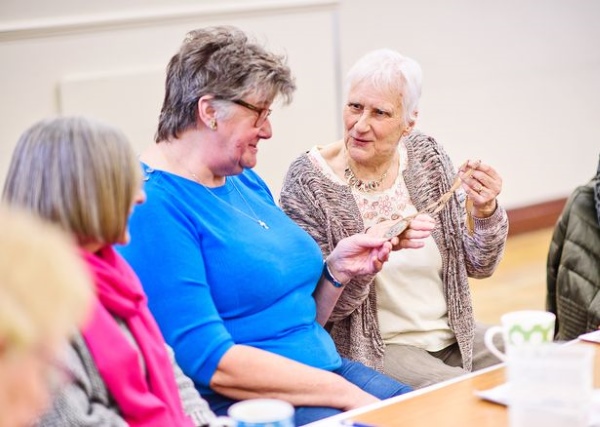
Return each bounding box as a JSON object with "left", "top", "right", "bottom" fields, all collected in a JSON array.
[
  {"left": 161, "top": 142, "right": 269, "bottom": 229},
  {"left": 200, "top": 178, "right": 270, "bottom": 230},
  {"left": 344, "top": 163, "right": 391, "bottom": 193}
]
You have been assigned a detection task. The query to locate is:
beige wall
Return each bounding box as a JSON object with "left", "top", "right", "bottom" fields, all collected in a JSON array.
[
  {"left": 1, "top": 0, "right": 598, "bottom": 208},
  {"left": 338, "top": 0, "right": 600, "bottom": 207}
]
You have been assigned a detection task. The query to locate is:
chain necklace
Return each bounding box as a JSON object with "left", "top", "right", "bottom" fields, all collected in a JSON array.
[
  {"left": 200, "top": 178, "right": 269, "bottom": 230},
  {"left": 344, "top": 165, "right": 388, "bottom": 192},
  {"left": 344, "top": 153, "right": 395, "bottom": 193},
  {"left": 162, "top": 142, "right": 269, "bottom": 230}
]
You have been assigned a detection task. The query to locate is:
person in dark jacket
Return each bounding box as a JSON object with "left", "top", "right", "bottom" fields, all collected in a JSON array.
[{"left": 547, "top": 154, "right": 600, "bottom": 340}]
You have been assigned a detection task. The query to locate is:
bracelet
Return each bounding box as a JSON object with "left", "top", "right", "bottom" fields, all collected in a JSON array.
[{"left": 323, "top": 260, "right": 344, "bottom": 288}]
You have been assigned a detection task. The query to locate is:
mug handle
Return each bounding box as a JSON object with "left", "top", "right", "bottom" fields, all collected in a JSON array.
[{"left": 484, "top": 325, "right": 507, "bottom": 362}]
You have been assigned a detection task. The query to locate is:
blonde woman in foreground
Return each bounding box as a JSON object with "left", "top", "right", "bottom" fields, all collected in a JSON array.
[{"left": 0, "top": 206, "right": 93, "bottom": 427}]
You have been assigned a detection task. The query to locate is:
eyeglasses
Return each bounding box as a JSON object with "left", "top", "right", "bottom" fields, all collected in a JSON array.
[{"left": 231, "top": 99, "right": 272, "bottom": 128}]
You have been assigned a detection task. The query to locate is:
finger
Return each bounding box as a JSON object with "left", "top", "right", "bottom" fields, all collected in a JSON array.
[
  {"left": 351, "top": 233, "right": 391, "bottom": 248},
  {"left": 469, "top": 170, "right": 491, "bottom": 187},
  {"left": 470, "top": 172, "right": 502, "bottom": 197},
  {"left": 411, "top": 213, "right": 435, "bottom": 223},
  {"left": 374, "top": 246, "right": 390, "bottom": 264},
  {"left": 471, "top": 161, "right": 497, "bottom": 177},
  {"left": 462, "top": 182, "right": 484, "bottom": 200},
  {"left": 472, "top": 163, "right": 502, "bottom": 187},
  {"left": 388, "top": 236, "right": 400, "bottom": 246},
  {"left": 376, "top": 252, "right": 389, "bottom": 264},
  {"left": 402, "top": 229, "right": 432, "bottom": 240},
  {"left": 458, "top": 158, "right": 481, "bottom": 173},
  {"left": 408, "top": 218, "right": 435, "bottom": 232},
  {"left": 469, "top": 159, "right": 482, "bottom": 170},
  {"left": 461, "top": 178, "right": 482, "bottom": 195},
  {"left": 372, "top": 258, "right": 384, "bottom": 271},
  {"left": 397, "top": 240, "right": 426, "bottom": 250}
]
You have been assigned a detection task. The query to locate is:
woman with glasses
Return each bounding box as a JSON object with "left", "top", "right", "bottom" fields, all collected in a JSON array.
[
  {"left": 0, "top": 206, "right": 92, "bottom": 427},
  {"left": 117, "top": 26, "right": 432, "bottom": 425},
  {"left": 3, "top": 116, "right": 215, "bottom": 426}
]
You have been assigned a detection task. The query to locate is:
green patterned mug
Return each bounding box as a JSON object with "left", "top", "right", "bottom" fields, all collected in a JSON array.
[{"left": 484, "top": 310, "right": 556, "bottom": 362}]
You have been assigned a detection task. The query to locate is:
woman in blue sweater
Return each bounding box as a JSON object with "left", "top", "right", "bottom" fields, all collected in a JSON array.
[{"left": 118, "top": 26, "right": 434, "bottom": 425}]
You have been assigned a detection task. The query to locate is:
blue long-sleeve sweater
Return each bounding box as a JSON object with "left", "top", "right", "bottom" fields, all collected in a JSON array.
[{"left": 118, "top": 166, "right": 341, "bottom": 400}]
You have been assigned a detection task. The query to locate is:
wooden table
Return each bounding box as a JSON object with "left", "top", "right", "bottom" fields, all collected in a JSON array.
[{"left": 306, "top": 341, "right": 600, "bottom": 427}]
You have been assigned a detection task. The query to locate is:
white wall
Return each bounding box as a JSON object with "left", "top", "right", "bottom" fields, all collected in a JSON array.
[
  {"left": 1, "top": 0, "right": 598, "bottom": 208},
  {"left": 338, "top": 0, "right": 600, "bottom": 207},
  {"left": 0, "top": 0, "right": 340, "bottom": 198}
]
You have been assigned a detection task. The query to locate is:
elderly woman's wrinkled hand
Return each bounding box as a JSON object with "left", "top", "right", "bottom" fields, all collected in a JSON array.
[
  {"left": 365, "top": 213, "right": 435, "bottom": 251},
  {"left": 458, "top": 159, "right": 502, "bottom": 218},
  {"left": 393, "top": 213, "right": 435, "bottom": 250}
]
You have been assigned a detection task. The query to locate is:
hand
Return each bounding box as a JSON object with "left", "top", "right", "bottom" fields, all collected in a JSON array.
[
  {"left": 366, "top": 213, "right": 435, "bottom": 251},
  {"left": 458, "top": 159, "right": 502, "bottom": 218},
  {"left": 326, "top": 234, "right": 394, "bottom": 284}
]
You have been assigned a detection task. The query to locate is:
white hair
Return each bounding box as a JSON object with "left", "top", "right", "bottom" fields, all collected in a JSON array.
[{"left": 344, "top": 49, "right": 423, "bottom": 126}]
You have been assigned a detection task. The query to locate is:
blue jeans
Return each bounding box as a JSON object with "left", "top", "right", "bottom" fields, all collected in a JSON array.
[{"left": 205, "top": 358, "right": 412, "bottom": 426}]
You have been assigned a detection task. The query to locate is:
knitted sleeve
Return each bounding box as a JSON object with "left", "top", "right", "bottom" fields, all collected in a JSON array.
[
  {"left": 167, "top": 345, "right": 216, "bottom": 427},
  {"left": 280, "top": 154, "right": 374, "bottom": 321},
  {"left": 35, "top": 334, "right": 128, "bottom": 427},
  {"left": 404, "top": 132, "right": 509, "bottom": 280}
]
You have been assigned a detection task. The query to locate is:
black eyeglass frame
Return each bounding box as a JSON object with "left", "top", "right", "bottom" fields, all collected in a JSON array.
[{"left": 231, "top": 99, "right": 272, "bottom": 127}]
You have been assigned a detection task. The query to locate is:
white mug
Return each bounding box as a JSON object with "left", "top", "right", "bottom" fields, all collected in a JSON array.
[
  {"left": 484, "top": 310, "right": 556, "bottom": 362},
  {"left": 213, "top": 399, "right": 295, "bottom": 427}
]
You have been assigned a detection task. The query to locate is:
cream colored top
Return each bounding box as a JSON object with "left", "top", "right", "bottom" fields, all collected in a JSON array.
[{"left": 309, "top": 142, "right": 454, "bottom": 351}]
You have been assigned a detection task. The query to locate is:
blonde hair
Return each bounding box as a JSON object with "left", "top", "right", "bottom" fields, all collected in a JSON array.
[
  {"left": 0, "top": 206, "right": 92, "bottom": 352},
  {"left": 2, "top": 116, "right": 142, "bottom": 246}
]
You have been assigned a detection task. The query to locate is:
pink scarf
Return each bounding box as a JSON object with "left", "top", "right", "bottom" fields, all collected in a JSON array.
[{"left": 80, "top": 246, "right": 193, "bottom": 427}]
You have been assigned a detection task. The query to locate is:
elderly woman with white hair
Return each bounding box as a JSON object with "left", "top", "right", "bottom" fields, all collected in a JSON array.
[{"left": 280, "top": 48, "right": 509, "bottom": 389}]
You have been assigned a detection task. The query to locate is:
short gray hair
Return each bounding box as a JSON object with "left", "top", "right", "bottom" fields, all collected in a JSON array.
[
  {"left": 344, "top": 49, "right": 422, "bottom": 126},
  {"left": 156, "top": 25, "right": 296, "bottom": 142},
  {"left": 2, "top": 116, "right": 141, "bottom": 246}
]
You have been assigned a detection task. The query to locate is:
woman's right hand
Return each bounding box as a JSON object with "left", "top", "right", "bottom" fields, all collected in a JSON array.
[{"left": 366, "top": 213, "right": 435, "bottom": 251}]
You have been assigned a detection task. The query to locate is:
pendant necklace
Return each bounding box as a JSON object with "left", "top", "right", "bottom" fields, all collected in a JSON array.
[
  {"left": 162, "top": 142, "right": 269, "bottom": 230},
  {"left": 200, "top": 178, "right": 270, "bottom": 230}
]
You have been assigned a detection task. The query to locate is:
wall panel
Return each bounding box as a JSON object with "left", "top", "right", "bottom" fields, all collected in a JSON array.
[{"left": 0, "top": 0, "right": 340, "bottom": 197}]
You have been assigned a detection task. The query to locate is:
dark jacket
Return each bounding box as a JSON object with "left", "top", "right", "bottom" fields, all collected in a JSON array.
[{"left": 546, "top": 161, "right": 600, "bottom": 340}]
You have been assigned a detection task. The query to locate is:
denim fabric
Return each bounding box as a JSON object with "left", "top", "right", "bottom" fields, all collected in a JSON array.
[{"left": 205, "top": 358, "right": 412, "bottom": 426}]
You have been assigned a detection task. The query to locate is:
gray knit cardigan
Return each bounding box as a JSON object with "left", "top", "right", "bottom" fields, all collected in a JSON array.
[
  {"left": 279, "top": 131, "right": 509, "bottom": 372},
  {"left": 35, "top": 333, "right": 216, "bottom": 426}
]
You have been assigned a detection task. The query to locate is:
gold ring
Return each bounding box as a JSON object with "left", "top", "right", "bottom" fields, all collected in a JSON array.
[{"left": 476, "top": 184, "right": 483, "bottom": 194}]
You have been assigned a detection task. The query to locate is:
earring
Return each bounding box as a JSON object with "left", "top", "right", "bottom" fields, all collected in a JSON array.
[{"left": 209, "top": 119, "right": 217, "bottom": 130}]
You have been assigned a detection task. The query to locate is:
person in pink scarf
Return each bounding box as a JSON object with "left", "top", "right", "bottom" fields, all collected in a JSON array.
[{"left": 2, "top": 116, "right": 216, "bottom": 427}]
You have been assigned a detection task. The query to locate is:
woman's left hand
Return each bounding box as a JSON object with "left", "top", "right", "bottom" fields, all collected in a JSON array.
[
  {"left": 458, "top": 159, "right": 502, "bottom": 218},
  {"left": 326, "top": 234, "right": 395, "bottom": 285}
]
